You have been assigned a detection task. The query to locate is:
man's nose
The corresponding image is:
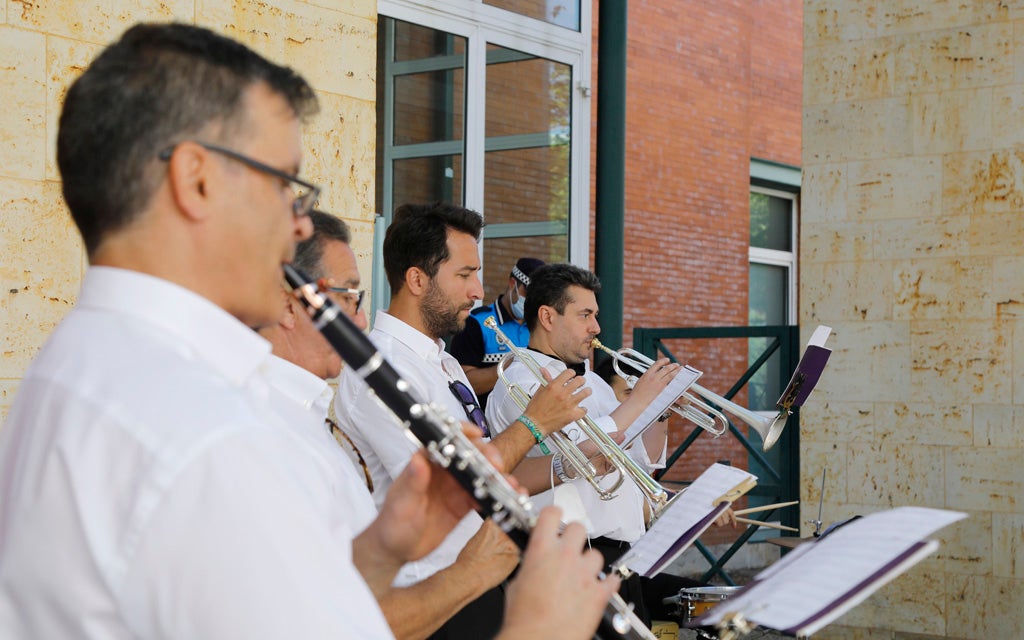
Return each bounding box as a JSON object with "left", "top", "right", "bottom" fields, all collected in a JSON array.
[{"left": 353, "top": 307, "right": 369, "bottom": 332}]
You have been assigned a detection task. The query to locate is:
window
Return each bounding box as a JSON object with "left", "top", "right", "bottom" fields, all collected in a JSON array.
[
  {"left": 747, "top": 160, "right": 799, "bottom": 415},
  {"left": 373, "top": 0, "right": 591, "bottom": 311},
  {"left": 481, "top": 43, "right": 573, "bottom": 289},
  {"left": 483, "top": 0, "right": 580, "bottom": 30}
]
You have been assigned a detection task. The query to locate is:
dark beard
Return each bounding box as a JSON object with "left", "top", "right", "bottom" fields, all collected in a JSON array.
[{"left": 421, "top": 279, "right": 466, "bottom": 338}]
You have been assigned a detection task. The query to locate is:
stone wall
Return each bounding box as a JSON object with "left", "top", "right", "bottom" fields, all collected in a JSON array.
[
  {"left": 802, "top": 2, "right": 1024, "bottom": 637},
  {"left": 0, "top": 1, "right": 378, "bottom": 421}
]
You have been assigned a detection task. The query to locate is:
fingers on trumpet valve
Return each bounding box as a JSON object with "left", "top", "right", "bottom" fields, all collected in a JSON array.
[
  {"left": 592, "top": 338, "right": 792, "bottom": 449},
  {"left": 489, "top": 328, "right": 628, "bottom": 500}
]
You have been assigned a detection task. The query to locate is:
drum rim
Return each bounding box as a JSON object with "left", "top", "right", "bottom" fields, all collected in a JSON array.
[{"left": 682, "top": 585, "right": 743, "bottom": 597}]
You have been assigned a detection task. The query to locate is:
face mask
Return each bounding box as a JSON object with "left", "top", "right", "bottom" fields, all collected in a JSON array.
[{"left": 509, "top": 286, "right": 526, "bottom": 320}]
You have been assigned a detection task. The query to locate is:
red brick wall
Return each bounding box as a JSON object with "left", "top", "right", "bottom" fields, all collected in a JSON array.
[
  {"left": 481, "top": 51, "right": 572, "bottom": 302},
  {"left": 589, "top": 0, "right": 802, "bottom": 501}
]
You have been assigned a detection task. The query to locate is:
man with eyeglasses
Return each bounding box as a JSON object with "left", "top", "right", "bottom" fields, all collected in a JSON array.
[
  {"left": 261, "top": 210, "right": 524, "bottom": 640},
  {"left": 0, "top": 23, "right": 617, "bottom": 640},
  {"left": 259, "top": 208, "right": 377, "bottom": 528},
  {"left": 334, "top": 202, "right": 593, "bottom": 639}
]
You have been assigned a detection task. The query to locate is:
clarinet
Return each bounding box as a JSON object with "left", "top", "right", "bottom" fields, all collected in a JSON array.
[{"left": 283, "top": 265, "right": 654, "bottom": 640}]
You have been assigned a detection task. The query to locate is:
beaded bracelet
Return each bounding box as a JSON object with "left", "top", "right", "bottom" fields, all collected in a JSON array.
[{"left": 517, "top": 414, "right": 551, "bottom": 454}]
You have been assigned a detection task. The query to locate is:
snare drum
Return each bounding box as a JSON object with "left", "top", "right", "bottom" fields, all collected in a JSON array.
[{"left": 680, "top": 585, "right": 742, "bottom": 622}]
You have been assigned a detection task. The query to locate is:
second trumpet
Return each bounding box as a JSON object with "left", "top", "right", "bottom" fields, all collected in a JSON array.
[
  {"left": 591, "top": 339, "right": 791, "bottom": 451},
  {"left": 484, "top": 316, "right": 672, "bottom": 520}
]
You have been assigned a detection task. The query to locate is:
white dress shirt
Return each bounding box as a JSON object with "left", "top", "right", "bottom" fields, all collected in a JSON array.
[
  {"left": 0, "top": 267, "right": 393, "bottom": 640},
  {"left": 264, "top": 354, "right": 378, "bottom": 536},
  {"left": 485, "top": 352, "right": 667, "bottom": 544},
  {"left": 334, "top": 311, "right": 483, "bottom": 586}
]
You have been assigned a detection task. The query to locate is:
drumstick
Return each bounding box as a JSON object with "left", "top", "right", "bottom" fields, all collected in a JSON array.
[
  {"left": 732, "top": 500, "right": 799, "bottom": 516},
  {"left": 735, "top": 517, "right": 800, "bottom": 533}
]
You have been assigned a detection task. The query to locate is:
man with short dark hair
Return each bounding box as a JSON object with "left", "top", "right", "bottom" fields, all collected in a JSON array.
[
  {"left": 450, "top": 256, "right": 545, "bottom": 407},
  {"left": 335, "top": 202, "right": 591, "bottom": 639},
  {"left": 0, "top": 25, "right": 616, "bottom": 640},
  {"left": 486, "top": 262, "right": 689, "bottom": 625}
]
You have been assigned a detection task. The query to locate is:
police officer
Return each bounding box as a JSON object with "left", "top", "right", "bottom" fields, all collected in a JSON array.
[{"left": 450, "top": 257, "right": 544, "bottom": 407}]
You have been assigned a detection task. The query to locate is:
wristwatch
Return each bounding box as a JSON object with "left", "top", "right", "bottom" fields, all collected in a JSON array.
[{"left": 552, "top": 453, "right": 574, "bottom": 483}]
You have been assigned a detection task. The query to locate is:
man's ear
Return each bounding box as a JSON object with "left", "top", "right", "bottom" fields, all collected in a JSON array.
[
  {"left": 405, "top": 267, "right": 428, "bottom": 296},
  {"left": 166, "top": 142, "right": 216, "bottom": 222},
  {"left": 537, "top": 305, "right": 557, "bottom": 332}
]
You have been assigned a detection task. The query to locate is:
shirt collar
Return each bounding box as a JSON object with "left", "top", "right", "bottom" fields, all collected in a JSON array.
[
  {"left": 372, "top": 310, "right": 447, "bottom": 362},
  {"left": 77, "top": 266, "right": 272, "bottom": 387},
  {"left": 492, "top": 295, "right": 509, "bottom": 324},
  {"left": 263, "top": 354, "right": 333, "bottom": 414}
]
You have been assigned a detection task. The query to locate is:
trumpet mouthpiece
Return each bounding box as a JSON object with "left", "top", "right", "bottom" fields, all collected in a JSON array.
[{"left": 591, "top": 338, "right": 613, "bottom": 356}]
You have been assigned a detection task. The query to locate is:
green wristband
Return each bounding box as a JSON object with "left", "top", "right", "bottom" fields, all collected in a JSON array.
[{"left": 517, "top": 414, "right": 551, "bottom": 455}]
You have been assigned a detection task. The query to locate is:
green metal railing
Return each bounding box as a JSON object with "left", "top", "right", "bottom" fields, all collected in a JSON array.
[{"left": 632, "top": 325, "right": 801, "bottom": 584}]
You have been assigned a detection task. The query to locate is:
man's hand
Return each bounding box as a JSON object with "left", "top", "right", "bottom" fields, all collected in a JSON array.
[
  {"left": 575, "top": 437, "right": 624, "bottom": 478},
  {"left": 623, "top": 357, "right": 681, "bottom": 408},
  {"left": 353, "top": 424, "right": 506, "bottom": 595},
  {"left": 521, "top": 368, "right": 590, "bottom": 437},
  {"left": 497, "top": 508, "right": 620, "bottom": 640},
  {"left": 714, "top": 506, "right": 738, "bottom": 528},
  {"left": 609, "top": 358, "right": 681, "bottom": 439},
  {"left": 456, "top": 520, "right": 521, "bottom": 591}
]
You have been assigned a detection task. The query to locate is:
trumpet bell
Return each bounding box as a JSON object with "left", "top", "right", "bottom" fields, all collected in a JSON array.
[
  {"left": 750, "top": 410, "right": 789, "bottom": 451},
  {"left": 688, "top": 383, "right": 790, "bottom": 451}
]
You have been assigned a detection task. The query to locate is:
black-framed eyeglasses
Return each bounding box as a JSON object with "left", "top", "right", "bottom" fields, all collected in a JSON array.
[
  {"left": 324, "top": 286, "right": 366, "bottom": 313},
  {"left": 448, "top": 380, "right": 489, "bottom": 437},
  {"left": 158, "top": 142, "right": 321, "bottom": 218}
]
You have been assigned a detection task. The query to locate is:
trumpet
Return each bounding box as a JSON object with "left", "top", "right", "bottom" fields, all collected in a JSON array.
[
  {"left": 284, "top": 265, "right": 655, "bottom": 640},
  {"left": 495, "top": 349, "right": 621, "bottom": 501},
  {"left": 591, "top": 341, "right": 790, "bottom": 451},
  {"left": 592, "top": 339, "right": 728, "bottom": 437},
  {"left": 485, "top": 318, "right": 671, "bottom": 523}
]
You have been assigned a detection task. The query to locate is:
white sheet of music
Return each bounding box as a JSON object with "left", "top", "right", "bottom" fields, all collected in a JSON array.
[
  {"left": 621, "top": 364, "right": 702, "bottom": 443},
  {"left": 618, "top": 463, "right": 756, "bottom": 577},
  {"left": 808, "top": 324, "right": 832, "bottom": 348},
  {"left": 697, "top": 507, "right": 966, "bottom": 636}
]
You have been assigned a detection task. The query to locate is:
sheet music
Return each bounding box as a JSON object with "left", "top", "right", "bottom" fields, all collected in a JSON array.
[
  {"left": 696, "top": 507, "right": 966, "bottom": 636},
  {"left": 808, "top": 325, "right": 832, "bottom": 348},
  {"left": 622, "top": 364, "right": 702, "bottom": 443},
  {"left": 777, "top": 324, "right": 833, "bottom": 409},
  {"left": 618, "top": 463, "right": 756, "bottom": 577}
]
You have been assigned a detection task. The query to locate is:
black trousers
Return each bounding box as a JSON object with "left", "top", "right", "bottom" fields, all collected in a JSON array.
[
  {"left": 589, "top": 536, "right": 705, "bottom": 627},
  {"left": 589, "top": 537, "right": 651, "bottom": 627},
  {"left": 425, "top": 583, "right": 505, "bottom": 640}
]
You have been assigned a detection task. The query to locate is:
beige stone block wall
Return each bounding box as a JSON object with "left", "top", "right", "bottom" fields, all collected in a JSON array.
[
  {"left": 804, "top": 1, "right": 1024, "bottom": 637},
  {"left": 0, "top": 1, "right": 378, "bottom": 422}
]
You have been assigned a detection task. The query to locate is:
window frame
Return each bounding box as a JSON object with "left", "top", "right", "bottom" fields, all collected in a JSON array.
[
  {"left": 749, "top": 159, "right": 800, "bottom": 325},
  {"left": 374, "top": 0, "right": 593, "bottom": 312}
]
